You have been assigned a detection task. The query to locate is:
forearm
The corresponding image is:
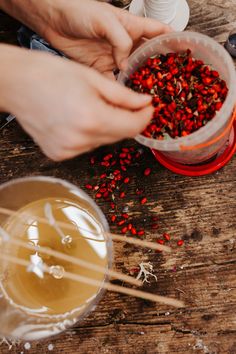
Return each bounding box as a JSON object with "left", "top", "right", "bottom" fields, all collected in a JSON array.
[{"left": 0, "top": 0, "right": 54, "bottom": 37}]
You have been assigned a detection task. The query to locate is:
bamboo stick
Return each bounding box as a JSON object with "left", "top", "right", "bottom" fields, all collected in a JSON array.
[
  {"left": 7, "top": 236, "right": 141, "bottom": 287},
  {"left": 0, "top": 207, "right": 171, "bottom": 253},
  {"left": 0, "top": 253, "right": 184, "bottom": 308}
]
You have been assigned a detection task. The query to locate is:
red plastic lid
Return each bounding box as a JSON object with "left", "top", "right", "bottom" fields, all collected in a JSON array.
[{"left": 152, "top": 120, "right": 236, "bottom": 177}]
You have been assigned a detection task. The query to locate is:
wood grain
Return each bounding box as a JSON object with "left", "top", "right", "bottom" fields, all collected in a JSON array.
[{"left": 0, "top": 1, "right": 236, "bottom": 353}]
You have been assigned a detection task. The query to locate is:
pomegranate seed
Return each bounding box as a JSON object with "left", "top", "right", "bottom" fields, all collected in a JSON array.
[
  {"left": 131, "top": 227, "right": 137, "bottom": 235},
  {"left": 119, "top": 192, "right": 125, "bottom": 198},
  {"left": 85, "top": 184, "right": 93, "bottom": 190},
  {"left": 118, "top": 220, "right": 126, "bottom": 226},
  {"left": 177, "top": 240, "right": 184, "bottom": 247},
  {"left": 95, "top": 193, "right": 102, "bottom": 199},
  {"left": 122, "top": 213, "right": 129, "bottom": 219},
  {"left": 128, "top": 223, "right": 132, "bottom": 231},
  {"left": 137, "top": 230, "right": 145, "bottom": 236},
  {"left": 100, "top": 173, "right": 106, "bottom": 179}
]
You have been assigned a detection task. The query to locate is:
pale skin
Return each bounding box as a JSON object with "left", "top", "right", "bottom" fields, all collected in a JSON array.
[{"left": 0, "top": 0, "right": 171, "bottom": 161}]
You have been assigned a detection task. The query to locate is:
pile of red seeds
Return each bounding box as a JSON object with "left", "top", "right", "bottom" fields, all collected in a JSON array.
[
  {"left": 85, "top": 145, "right": 184, "bottom": 248},
  {"left": 126, "top": 49, "right": 228, "bottom": 139},
  {"left": 85, "top": 147, "right": 147, "bottom": 236}
]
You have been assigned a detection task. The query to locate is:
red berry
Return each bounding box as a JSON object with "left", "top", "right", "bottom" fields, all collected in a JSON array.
[
  {"left": 124, "top": 177, "right": 130, "bottom": 184},
  {"left": 122, "top": 227, "right": 128, "bottom": 234},
  {"left": 141, "top": 197, "right": 147, "bottom": 205},
  {"left": 163, "top": 233, "right": 171, "bottom": 241},
  {"left": 157, "top": 239, "right": 165, "bottom": 245},
  {"left": 144, "top": 168, "right": 151, "bottom": 176},
  {"left": 111, "top": 215, "right": 116, "bottom": 222},
  {"left": 118, "top": 220, "right": 126, "bottom": 226}
]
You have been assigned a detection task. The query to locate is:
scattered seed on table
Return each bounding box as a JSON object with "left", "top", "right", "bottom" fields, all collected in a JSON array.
[{"left": 141, "top": 197, "right": 147, "bottom": 205}]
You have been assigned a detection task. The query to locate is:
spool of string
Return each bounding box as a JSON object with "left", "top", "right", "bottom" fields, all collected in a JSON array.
[{"left": 144, "top": 0, "right": 179, "bottom": 24}]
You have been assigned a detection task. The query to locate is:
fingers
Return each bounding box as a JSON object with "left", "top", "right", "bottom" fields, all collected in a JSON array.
[
  {"left": 97, "top": 102, "right": 154, "bottom": 140},
  {"left": 120, "top": 12, "right": 172, "bottom": 41},
  {"left": 100, "top": 13, "right": 133, "bottom": 69},
  {"left": 93, "top": 72, "right": 152, "bottom": 109},
  {"left": 134, "top": 15, "right": 172, "bottom": 39},
  {"left": 104, "top": 10, "right": 172, "bottom": 69}
]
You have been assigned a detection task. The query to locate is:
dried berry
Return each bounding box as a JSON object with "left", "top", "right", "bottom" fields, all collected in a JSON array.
[{"left": 127, "top": 50, "right": 228, "bottom": 139}]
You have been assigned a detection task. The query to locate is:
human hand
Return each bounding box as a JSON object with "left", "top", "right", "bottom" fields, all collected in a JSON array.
[
  {"left": 0, "top": 0, "right": 170, "bottom": 74},
  {"left": 44, "top": 0, "right": 171, "bottom": 71},
  {"left": 3, "top": 47, "right": 153, "bottom": 161}
]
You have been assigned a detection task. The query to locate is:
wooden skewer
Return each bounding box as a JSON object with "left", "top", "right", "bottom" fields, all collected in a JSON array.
[
  {"left": 7, "top": 236, "right": 141, "bottom": 287},
  {"left": 0, "top": 253, "right": 184, "bottom": 308},
  {"left": 0, "top": 207, "right": 171, "bottom": 253}
]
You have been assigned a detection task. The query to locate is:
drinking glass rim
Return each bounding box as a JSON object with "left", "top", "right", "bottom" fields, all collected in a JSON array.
[{"left": 0, "top": 175, "right": 113, "bottom": 337}]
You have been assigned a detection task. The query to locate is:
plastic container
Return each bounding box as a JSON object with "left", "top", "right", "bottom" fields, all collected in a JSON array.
[{"left": 118, "top": 32, "right": 236, "bottom": 165}]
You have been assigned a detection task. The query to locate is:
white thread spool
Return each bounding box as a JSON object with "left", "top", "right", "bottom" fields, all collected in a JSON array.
[{"left": 144, "top": 0, "right": 179, "bottom": 24}]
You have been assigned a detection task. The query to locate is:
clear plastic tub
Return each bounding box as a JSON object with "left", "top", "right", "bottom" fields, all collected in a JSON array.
[{"left": 118, "top": 32, "right": 236, "bottom": 165}]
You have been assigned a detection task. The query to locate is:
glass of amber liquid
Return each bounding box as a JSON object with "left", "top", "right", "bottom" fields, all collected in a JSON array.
[{"left": 0, "top": 176, "right": 112, "bottom": 340}]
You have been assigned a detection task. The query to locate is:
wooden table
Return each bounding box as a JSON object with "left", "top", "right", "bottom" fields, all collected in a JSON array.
[{"left": 0, "top": 1, "right": 236, "bottom": 353}]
